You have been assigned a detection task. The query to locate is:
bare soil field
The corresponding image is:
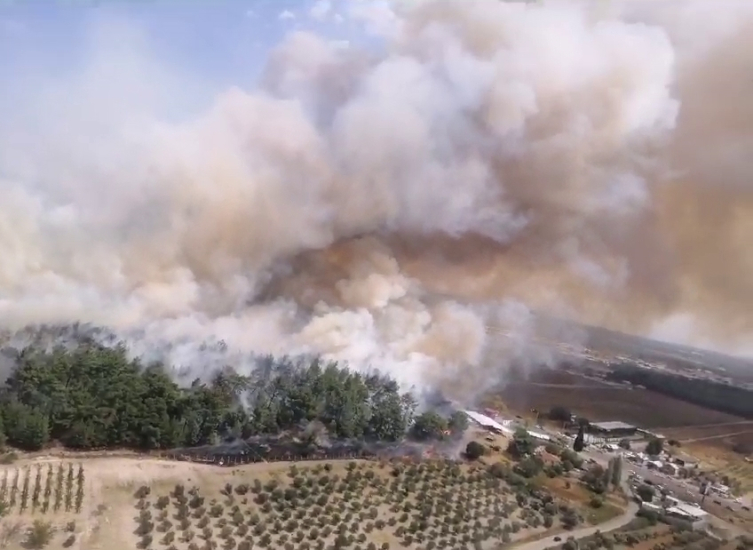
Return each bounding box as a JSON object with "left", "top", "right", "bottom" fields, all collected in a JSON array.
[
  {"left": 660, "top": 424, "right": 753, "bottom": 445},
  {"left": 495, "top": 368, "right": 753, "bottom": 450},
  {"left": 502, "top": 369, "right": 616, "bottom": 389},
  {"left": 0, "top": 455, "right": 578, "bottom": 550},
  {"left": 683, "top": 445, "right": 753, "bottom": 496}
]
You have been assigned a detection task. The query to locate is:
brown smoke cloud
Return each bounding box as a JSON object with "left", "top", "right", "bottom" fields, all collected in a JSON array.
[{"left": 1, "top": 0, "right": 752, "bottom": 401}]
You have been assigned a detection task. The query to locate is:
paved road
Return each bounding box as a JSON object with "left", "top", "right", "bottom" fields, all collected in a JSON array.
[
  {"left": 623, "top": 462, "right": 703, "bottom": 503},
  {"left": 503, "top": 382, "right": 632, "bottom": 390},
  {"left": 587, "top": 449, "right": 753, "bottom": 519},
  {"left": 511, "top": 499, "right": 639, "bottom": 550},
  {"left": 512, "top": 464, "right": 639, "bottom": 550}
]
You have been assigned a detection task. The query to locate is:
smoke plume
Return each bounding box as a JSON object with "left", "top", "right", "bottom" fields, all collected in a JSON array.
[{"left": 1, "top": 0, "right": 752, "bottom": 401}]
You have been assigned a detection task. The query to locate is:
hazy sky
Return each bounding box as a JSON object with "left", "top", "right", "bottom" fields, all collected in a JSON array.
[
  {"left": 3, "top": 0, "right": 752, "bottom": 364},
  {"left": 0, "top": 0, "right": 381, "bottom": 106}
]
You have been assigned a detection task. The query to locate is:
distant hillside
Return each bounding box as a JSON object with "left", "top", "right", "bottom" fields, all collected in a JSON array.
[{"left": 581, "top": 323, "right": 753, "bottom": 384}]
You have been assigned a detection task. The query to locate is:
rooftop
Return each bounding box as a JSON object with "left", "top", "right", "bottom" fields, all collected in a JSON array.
[
  {"left": 527, "top": 430, "right": 552, "bottom": 441},
  {"left": 463, "top": 410, "right": 513, "bottom": 435},
  {"left": 591, "top": 421, "right": 636, "bottom": 431},
  {"left": 666, "top": 503, "right": 708, "bottom": 519}
]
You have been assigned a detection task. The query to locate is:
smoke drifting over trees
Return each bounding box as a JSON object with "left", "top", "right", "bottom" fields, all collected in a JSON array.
[
  {"left": 0, "top": 343, "right": 416, "bottom": 451},
  {"left": 1, "top": 0, "right": 753, "bottom": 400}
]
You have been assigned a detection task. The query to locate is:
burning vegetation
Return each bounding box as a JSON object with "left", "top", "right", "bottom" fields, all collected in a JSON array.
[{"left": 0, "top": 333, "right": 468, "bottom": 456}]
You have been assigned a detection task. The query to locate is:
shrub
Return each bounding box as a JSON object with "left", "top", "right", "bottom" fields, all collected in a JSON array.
[
  {"left": 561, "top": 509, "right": 580, "bottom": 530},
  {"left": 646, "top": 438, "right": 663, "bottom": 456},
  {"left": 637, "top": 508, "right": 659, "bottom": 525},
  {"left": 636, "top": 484, "right": 656, "bottom": 503},
  {"left": 156, "top": 496, "right": 170, "bottom": 509},
  {"left": 24, "top": 520, "right": 54, "bottom": 549},
  {"left": 547, "top": 406, "right": 572, "bottom": 422},
  {"left": 0, "top": 452, "right": 18, "bottom": 465},
  {"left": 465, "top": 442, "right": 486, "bottom": 460}
]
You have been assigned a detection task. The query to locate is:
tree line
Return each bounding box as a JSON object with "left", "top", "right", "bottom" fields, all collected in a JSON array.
[
  {"left": 605, "top": 364, "right": 753, "bottom": 419},
  {"left": 0, "top": 342, "right": 459, "bottom": 453}
]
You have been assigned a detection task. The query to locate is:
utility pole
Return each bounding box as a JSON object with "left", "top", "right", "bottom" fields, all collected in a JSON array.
[{"left": 700, "top": 482, "right": 710, "bottom": 505}]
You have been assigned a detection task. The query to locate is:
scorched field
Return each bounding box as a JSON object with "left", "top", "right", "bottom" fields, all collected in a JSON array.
[{"left": 496, "top": 369, "right": 753, "bottom": 450}]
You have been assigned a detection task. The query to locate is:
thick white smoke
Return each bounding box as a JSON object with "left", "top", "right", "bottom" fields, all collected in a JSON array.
[{"left": 1, "top": 0, "right": 752, "bottom": 400}]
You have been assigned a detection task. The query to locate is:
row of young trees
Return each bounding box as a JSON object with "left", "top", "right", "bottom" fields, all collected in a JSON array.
[
  {"left": 605, "top": 364, "right": 753, "bottom": 419},
  {"left": 131, "top": 460, "right": 542, "bottom": 550},
  {"left": 0, "top": 463, "right": 84, "bottom": 515},
  {"left": 0, "top": 342, "right": 434, "bottom": 452}
]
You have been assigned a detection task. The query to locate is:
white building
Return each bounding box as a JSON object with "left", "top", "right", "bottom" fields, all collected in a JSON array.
[
  {"left": 641, "top": 502, "right": 663, "bottom": 514},
  {"left": 662, "top": 463, "right": 681, "bottom": 477},
  {"left": 463, "top": 411, "right": 553, "bottom": 441},
  {"left": 527, "top": 429, "right": 552, "bottom": 442},
  {"left": 664, "top": 503, "right": 709, "bottom": 530},
  {"left": 463, "top": 410, "right": 514, "bottom": 436}
]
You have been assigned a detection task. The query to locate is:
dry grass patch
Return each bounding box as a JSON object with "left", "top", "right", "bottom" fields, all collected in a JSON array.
[
  {"left": 686, "top": 444, "right": 753, "bottom": 495},
  {"left": 541, "top": 476, "right": 626, "bottom": 525},
  {"left": 0, "top": 455, "right": 586, "bottom": 550},
  {"left": 0, "top": 459, "right": 87, "bottom": 550},
  {"left": 570, "top": 520, "right": 694, "bottom": 550},
  {"left": 122, "top": 457, "right": 567, "bottom": 550}
]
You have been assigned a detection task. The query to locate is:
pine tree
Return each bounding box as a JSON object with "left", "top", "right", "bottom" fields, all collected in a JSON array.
[
  {"left": 31, "top": 465, "right": 42, "bottom": 512},
  {"left": 604, "top": 459, "right": 615, "bottom": 489},
  {"left": 646, "top": 438, "right": 664, "bottom": 456},
  {"left": 10, "top": 468, "right": 19, "bottom": 508},
  {"left": 65, "top": 463, "right": 74, "bottom": 512},
  {"left": 610, "top": 456, "right": 623, "bottom": 488},
  {"left": 20, "top": 466, "right": 31, "bottom": 512},
  {"left": 42, "top": 464, "right": 53, "bottom": 513},
  {"left": 0, "top": 468, "right": 8, "bottom": 505},
  {"left": 53, "top": 463, "right": 64, "bottom": 512},
  {"left": 573, "top": 426, "right": 585, "bottom": 452},
  {"left": 75, "top": 464, "right": 85, "bottom": 513},
  {"left": 0, "top": 413, "right": 6, "bottom": 451}
]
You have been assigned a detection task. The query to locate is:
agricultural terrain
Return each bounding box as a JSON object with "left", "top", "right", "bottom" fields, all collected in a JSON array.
[
  {"left": 493, "top": 367, "right": 753, "bottom": 497},
  {"left": 495, "top": 368, "right": 753, "bottom": 450},
  {"left": 0, "top": 454, "right": 599, "bottom": 550},
  {"left": 0, "top": 459, "right": 88, "bottom": 549}
]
